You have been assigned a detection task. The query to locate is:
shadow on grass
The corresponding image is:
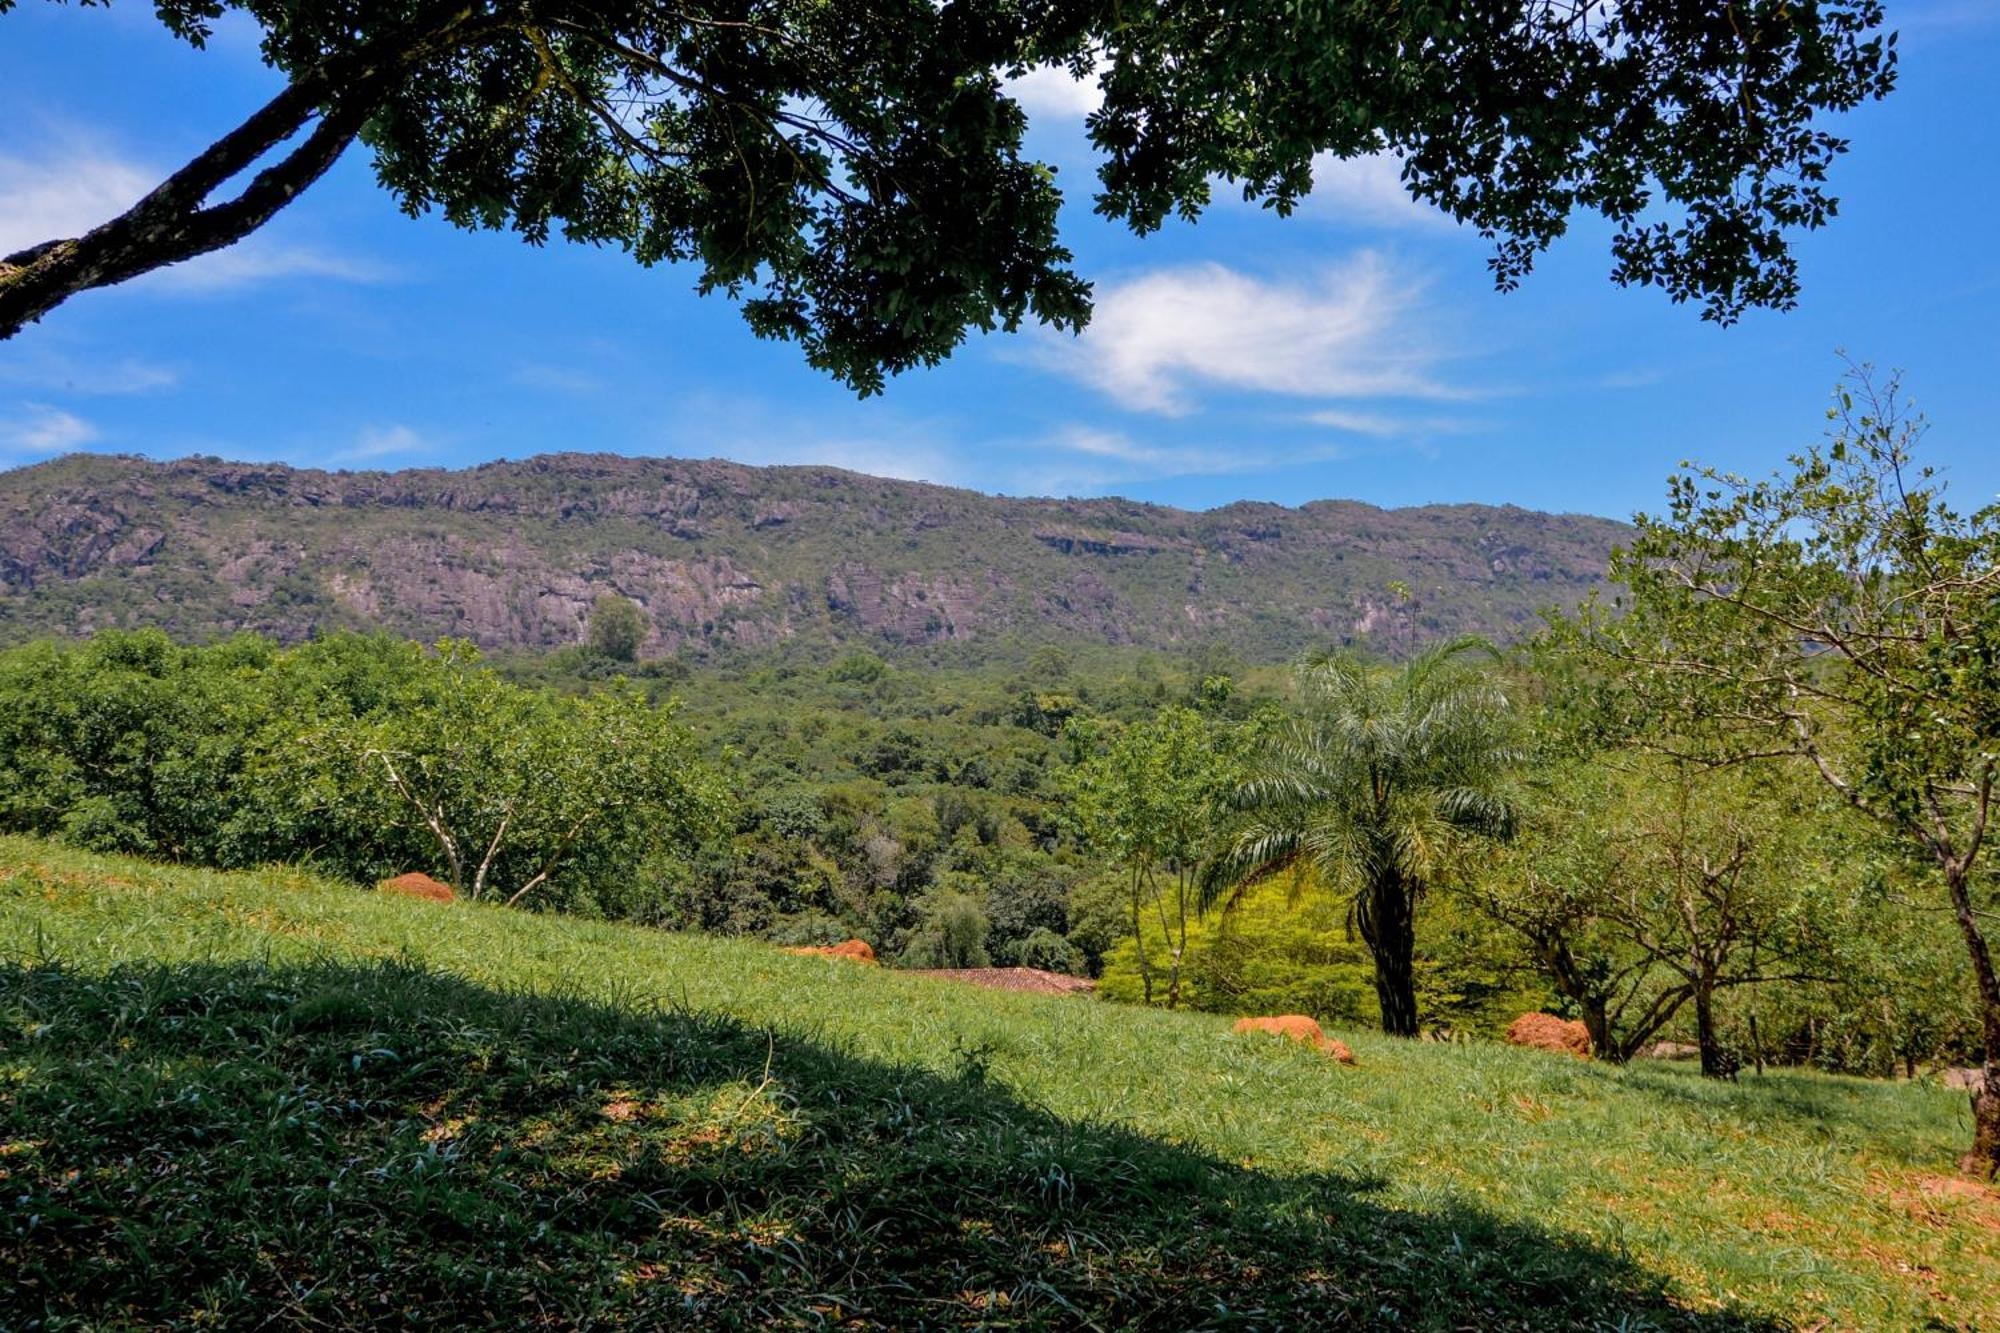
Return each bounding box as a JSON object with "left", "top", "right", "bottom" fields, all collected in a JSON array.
[
  {"left": 0, "top": 958, "right": 1776, "bottom": 1330},
  {"left": 1613, "top": 1059, "right": 1951, "bottom": 1149}
]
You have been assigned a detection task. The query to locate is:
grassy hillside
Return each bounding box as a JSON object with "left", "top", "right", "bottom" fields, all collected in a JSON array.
[{"left": 3, "top": 838, "right": 1995, "bottom": 1329}]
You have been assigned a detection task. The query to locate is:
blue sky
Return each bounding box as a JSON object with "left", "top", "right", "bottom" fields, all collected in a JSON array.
[{"left": 2, "top": 1, "right": 1996, "bottom": 521}]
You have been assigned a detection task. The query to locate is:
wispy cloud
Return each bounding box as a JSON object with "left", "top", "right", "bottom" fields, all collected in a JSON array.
[
  {"left": 512, "top": 363, "right": 608, "bottom": 395},
  {"left": 665, "top": 393, "right": 968, "bottom": 486},
  {"left": 728, "top": 433, "right": 965, "bottom": 485},
  {"left": 1004, "top": 424, "right": 1354, "bottom": 494},
  {"left": 331, "top": 423, "right": 429, "bottom": 466},
  {"left": 0, "top": 134, "right": 389, "bottom": 291},
  {"left": 0, "top": 144, "right": 154, "bottom": 258},
  {"left": 1032, "top": 254, "right": 1458, "bottom": 415},
  {"left": 0, "top": 351, "right": 179, "bottom": 395},
  {"left": 1, "top": 403, "right": 100, "bottom": 454},
  {"left": 1305, "top": 406, "right": 1480, "bottom": 438},
  {"left": 146, "top": 242, "right": 393, "bottom": 292}
]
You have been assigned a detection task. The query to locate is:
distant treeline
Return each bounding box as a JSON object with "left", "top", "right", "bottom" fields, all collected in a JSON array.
[{"left": 0, "top": 626, "right": 1985, "bottom": 1080}]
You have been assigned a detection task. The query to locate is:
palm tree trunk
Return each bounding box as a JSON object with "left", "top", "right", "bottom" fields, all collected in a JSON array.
[{"left": 1364, "top": 874, "right": 1420, "bottom": 1037}]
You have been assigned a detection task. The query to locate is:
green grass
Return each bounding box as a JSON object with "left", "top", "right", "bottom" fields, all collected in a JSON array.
[{"left": 2, "top": 838, "right": 1995, "bottom": 1329}]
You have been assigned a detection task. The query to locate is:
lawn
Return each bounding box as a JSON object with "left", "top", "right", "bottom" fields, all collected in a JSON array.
[{"left": 2, "top": 837, "right": 1994, "bottom": 1329}]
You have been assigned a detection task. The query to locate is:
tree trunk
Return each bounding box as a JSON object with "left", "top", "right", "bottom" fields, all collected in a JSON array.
[
  {"left": 1694, "top": 981, "right": 1726, "bottom": 1079},
  {"left": 1943, "top": 862, "right": 2000, "bottom": 1178},
  {"left": 1130, "top": 872, "right": 1154, "bottom": 1006},
  {"left": 1578, "top": 997, "right": 1615, "bottom": 1062},
  {"left": 1968, "top": 1064, "right": 2000, "bottom": 1182},
  {"left": 1363, "top": 875, "right": 1420, "bottom": 1037},
  {"left": 1534, "top": 937, "right": 1617, "bottom": 1060}
]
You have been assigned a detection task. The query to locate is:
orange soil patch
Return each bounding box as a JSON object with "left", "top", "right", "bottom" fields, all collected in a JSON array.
[
  {"left": 911, "top": 967, "right": 1095, "bottom": 995},
  {"left": 378, "top": 872, "right": 454, "bottom": 902},
  {"left": 1891, "top": 1175, "right": 2000, "bottom": 1234},
  {"left": 1232, "top": 1014, "right": 1356, "bottom": 1064},
  {"left": 1505, "top": 1011, "right": 1592, "bottom": 1058},
  {"left": 783, "top": 938, "right": 877, "bottom": 964}
]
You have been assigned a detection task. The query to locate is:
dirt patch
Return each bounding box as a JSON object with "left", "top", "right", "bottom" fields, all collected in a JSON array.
[
  {"left": 910, "top": 967, "right": 1094, "bottom": 995},
  {"left": 1505, "top": 1012, "right": 1592, "bottom": 1058},
  {"left": 784, "top": 938, "right": 878, "bottom": 965},
  {"left": 378, "top": 872, "right": 454, "bottom": 902},
  {"left": 1232, "top": 1014, "right": 1356, "bottom": 1064},
  {"left": 1885, "top": 1174, "right": 2000, "bottom": 1234}
]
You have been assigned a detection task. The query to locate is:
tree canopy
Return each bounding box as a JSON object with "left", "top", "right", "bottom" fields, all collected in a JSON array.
[
  {"left": 2, "top": 0, "right": 1896, "bottom": 385},
  {"left": 1576, "top": 366, "right": 2000, "bottom": 1176}
]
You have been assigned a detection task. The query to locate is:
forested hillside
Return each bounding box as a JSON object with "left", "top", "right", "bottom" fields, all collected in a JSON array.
[{"left": 0, "top": 452, "right": 1624, "bottom": 659}]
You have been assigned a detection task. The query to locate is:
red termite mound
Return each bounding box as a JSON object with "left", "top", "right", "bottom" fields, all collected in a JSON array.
[
  {"left": 1232, "top": 1014, "right": 1356, "bottom": 1064},
  {"left": 378, "top": 872, "right": 454, "bottom": 903},
  {"left": 1505, "top": 1012, "right": 1593, "bottom": 1058},
  {"left": 783, "top": 938, "right": 878, "bottom": 964}
]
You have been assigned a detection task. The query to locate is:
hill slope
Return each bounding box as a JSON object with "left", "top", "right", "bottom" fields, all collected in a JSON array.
[
  {"left": 3, "top": 838, "right": 1995, "bottom": 1328},
  {"left": 0, "top": 452, "right": 1627, "bottom": 659}
]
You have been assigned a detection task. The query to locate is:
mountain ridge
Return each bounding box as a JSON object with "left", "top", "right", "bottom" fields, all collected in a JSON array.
[{"left": 0, "top": 450, "right": 1629, "bottom": 660}]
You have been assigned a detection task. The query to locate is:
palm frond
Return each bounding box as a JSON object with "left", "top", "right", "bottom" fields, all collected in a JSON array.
[{"left": 1197, "top": 824, "right": 1305, "bottom": 916}]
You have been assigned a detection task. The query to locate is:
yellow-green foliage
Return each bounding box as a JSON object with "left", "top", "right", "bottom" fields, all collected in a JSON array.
[
  {"left": 1097, "top": 869, "right": 1379, "bottom": 1023},
  {"left": 1098, "top": 870, "right": 1550, "bottom": 1034}
]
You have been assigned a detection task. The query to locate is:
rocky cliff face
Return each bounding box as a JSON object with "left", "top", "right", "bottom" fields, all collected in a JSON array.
[{"left": 0, "top": 452, "right": 1628, "bottom": 660}]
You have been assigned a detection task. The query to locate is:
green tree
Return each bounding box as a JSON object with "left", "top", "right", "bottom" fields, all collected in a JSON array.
[
  {"left": 1064, "top": 706, "right": 1242, "bottom": 1008},
  {"left": 313, "top": 639, "right": 724, "bottom": 905},
  {"left": 1589, "top": 366, "right": 2000, "bottom": 1175},
  {"left": 2, "top": 1, "right": 1895, "bottom": 367},
  {"left": 1476, "top": 756, "right": 1844, "bottom": 1071},
  {"left": 586, "top": 593, "right": 648, "bottom": 663},
  {"left": 1205, "top": 640, "right": 1518, "bottom": 1037},
  {"left": 897, "top": 888, "right": 992, "bottom": 969}
]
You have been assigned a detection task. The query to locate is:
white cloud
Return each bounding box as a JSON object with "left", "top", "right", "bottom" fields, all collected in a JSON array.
[
  {"left": 1036, "top": 254, "right": 1455, "bottom": 415},
  {"left": 1048, "top": 426, "right": 1344, "bottom": 478},
  {"left": 0, "top": 137, "right": 388, "bottom": 291},
  {"left": 1305, "top": 406, "right": 1479, "bottom": 439},
  {"left": 1003, "top": 423, "right": 1367, "bottom": 494},
  {"left": 1301, "top": 153, "right": 1452, "bottom": 231},
  {"left": 146, "top": 242, "right": 392, "bottom": 292},
  {"left": 332, "top": 423, "right": 428, "bottom": 465},
  {"left": 1005, "top": 62, "right": 1104, "bottom": 120},
  {"left": 1, "top": 403, "right": 100, "bottom": 454}
]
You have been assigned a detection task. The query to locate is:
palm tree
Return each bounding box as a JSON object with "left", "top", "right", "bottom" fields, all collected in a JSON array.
[{"left": 1203, "top": 638, "right": 1519, "bottom": 1036}]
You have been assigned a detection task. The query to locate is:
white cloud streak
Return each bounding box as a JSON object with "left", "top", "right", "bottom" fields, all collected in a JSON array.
[
  {"left": 1, "top": 403, "right": 100, "bottom": 454},
  {"left": 0, "top": 352, "right": 179, "bottom": 395},
  {"left": 1036, "top": 254, "right": 1456, "bottom": 415},
  {"left": 331, "top": 424, "right": 429, "bottom": 465}
]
